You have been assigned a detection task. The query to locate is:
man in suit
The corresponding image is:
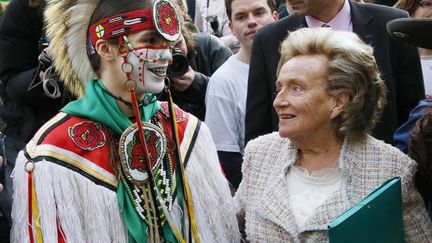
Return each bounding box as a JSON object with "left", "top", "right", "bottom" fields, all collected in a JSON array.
[{"left": 245, "top": 0, "right": 424, "bottom": 145}]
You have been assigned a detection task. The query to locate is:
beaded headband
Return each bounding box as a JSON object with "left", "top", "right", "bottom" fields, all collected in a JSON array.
[
  {"left": 89, "top": 0, "right": 180, "bottom": 47},
  {"left": 89, "top": 9, "right": 155, "bottom": 47}
]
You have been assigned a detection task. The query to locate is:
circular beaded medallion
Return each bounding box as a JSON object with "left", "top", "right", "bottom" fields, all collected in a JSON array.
[
  {"left": 153, "top": 0, "right": 181, "bottom": 41},
  {"left": 119, "top": 122, "right": 167, "bottom": 185}
]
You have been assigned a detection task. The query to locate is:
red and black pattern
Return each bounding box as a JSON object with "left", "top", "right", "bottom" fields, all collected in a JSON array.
[
  {"left": 153, "top": 0, "right": 180, "bottom": 41},
  {"left": 89, "top": 9, "right": 154, "bottom": 46},
  {"left": 68, "top": 121, "right": 106, "bottom": 151},
  {"left": 26, "top": 106, "right": 197, "bottom": 191}
]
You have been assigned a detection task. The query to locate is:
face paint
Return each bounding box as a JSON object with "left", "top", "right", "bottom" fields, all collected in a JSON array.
[{"left": 127, "top": 46, "right": 172, "bottom": 94}]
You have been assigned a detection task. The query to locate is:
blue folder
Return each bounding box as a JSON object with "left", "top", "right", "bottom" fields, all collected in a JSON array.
[{"left": 328, "top": 177, "right": 404, "bottom": 243}]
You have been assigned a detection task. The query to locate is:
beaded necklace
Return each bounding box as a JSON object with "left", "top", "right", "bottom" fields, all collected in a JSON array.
[{"left": 119, "top": 115, "right": 177, "bottom": 226}]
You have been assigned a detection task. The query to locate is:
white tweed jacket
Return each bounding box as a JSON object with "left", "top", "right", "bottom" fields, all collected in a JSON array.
[{"left": 235, "top": 132, "right": 432, "bottom": 242}]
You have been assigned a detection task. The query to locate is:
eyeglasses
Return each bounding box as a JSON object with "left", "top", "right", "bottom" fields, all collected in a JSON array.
[{"left": 419, "top": 0, "right": 432, "bottom": 9}]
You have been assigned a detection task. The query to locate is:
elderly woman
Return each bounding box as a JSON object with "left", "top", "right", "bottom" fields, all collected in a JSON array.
[
  {"left": 234, "top": 27, "right": 432, "bottom": 242},
  {"left": 10, "top": 0, "right": 239, "bottom": 242}
]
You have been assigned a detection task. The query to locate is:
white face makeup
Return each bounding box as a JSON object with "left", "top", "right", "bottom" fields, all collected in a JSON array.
[{"left": 127, "top": 46, "right": 172, "bottom": 94}]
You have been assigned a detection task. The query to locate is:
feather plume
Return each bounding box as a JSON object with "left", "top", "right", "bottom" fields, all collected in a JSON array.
[
  {"left": 66, "top": 0, "right": 100, "bottom": 88},
  {"left": 45, "top": 0, "right": 99, "bottom": 97}
]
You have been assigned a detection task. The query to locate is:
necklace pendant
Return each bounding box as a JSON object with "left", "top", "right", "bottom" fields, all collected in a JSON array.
[{"left": 119, "top": 122, "right": 167, "bottom": 185}]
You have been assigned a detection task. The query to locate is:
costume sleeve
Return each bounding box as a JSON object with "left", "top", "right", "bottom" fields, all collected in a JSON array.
[
  {"left": 184, "top": 121, "right": 241, "bottom": 242},
  {"left": 11, "top": 149, "right": 126, "bottom": 242},
  {"left": 244, "top": 29, "right": 274, "bottom": 144},
  {"left": 11, "top": 150, "right": 65, "bottom": 243},
  {"left": 399, "top": 157, "right": 432, "bottom": 241},
  {"left": 9, "top": 151, "right": 32, "bottom": 242}
]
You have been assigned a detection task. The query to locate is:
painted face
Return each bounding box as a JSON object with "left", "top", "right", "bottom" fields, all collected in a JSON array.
[
  {"left": 229, "top": 0, "right": 277, "bottom": 51},
  {"left": 286, "top": 0, "right": 329, "bottom": 16},
  {"left": 273, "top": 54, "right": 337, "bottom": 140},
  {"left": 123, "top": 30, "right": 173, "bottom": 94},
  {"left": 127, "top": 46, "right": 172, "bottom": 94}
]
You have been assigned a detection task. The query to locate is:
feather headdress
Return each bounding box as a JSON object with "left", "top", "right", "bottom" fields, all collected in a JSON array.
[
  {"left": 44, "top": 0, "right": 181, "bottom": 97},
  {"left": 45, "top": 0, "right": 100, "bottom": 97}
]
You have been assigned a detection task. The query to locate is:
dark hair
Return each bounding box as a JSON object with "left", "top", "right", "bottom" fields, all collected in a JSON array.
[
  {"left": 408, "top": 107, "right": 432, "bottom": 205},
  {"left": 395, "top": 0, "right": 421, "bottom": 15},
  {"left": 225, "top": 0, "right": 276, "bottom": 21},
  {"left": 88, "top": 0, "right": 153, "bottom": 75}
]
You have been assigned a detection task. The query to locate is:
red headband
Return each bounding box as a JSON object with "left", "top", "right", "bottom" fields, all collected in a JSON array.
[{"left": 89, "top": 9, "right": 154, "bottom": 46}]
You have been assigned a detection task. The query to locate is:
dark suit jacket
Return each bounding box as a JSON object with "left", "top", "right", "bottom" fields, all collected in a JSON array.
[{"left": 245, "top": 1, "right": 424, "bottom": 145}]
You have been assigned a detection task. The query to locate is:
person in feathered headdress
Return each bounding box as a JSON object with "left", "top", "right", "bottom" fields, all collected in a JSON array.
[{"left": 10, "top": 0, "right": 240, "bottom": 242}]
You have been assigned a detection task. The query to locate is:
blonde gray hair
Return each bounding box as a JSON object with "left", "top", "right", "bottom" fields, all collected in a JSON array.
[{"left": 277, "top": 27, "right": 386, "bottom": 141}]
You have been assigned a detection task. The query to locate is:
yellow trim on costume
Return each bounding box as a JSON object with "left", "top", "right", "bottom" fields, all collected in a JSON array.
[
  {"left": 27, "top": 148, "right": 117, "bottom": 188},
  {"left": 32, "top": 113, "right": 68, "bottom": 145},
  {"left": 175, "top": 114, "right": 200, "bottom": 242},
  {"left": 32, "top": 176, "right": 43, "bottom": 242},
  {"left": 168, "top": 99, "right": 200, "bottom": 243},
  {"left": 182, "top": 172, "right": 199, "bottom": 242},
  {"left": 179, "top": 115, "right": 199, "bottom": 165}
]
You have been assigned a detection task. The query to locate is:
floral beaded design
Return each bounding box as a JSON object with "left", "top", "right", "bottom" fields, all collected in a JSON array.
[
  {"left": 152, "top": 0, "right": 180, "bottom": 41},
  {"left": 119, "top": 122, "right": 167, "bottom": 184},
  {"left": 119, "top": 119, "right": 177, "bottom": 225},
  {"left": 68, "top": 121, "right": 106, "bottom": 151}
]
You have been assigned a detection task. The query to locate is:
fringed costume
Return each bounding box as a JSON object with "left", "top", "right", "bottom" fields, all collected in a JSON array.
[{"left": 10, "top": 0, "right": 239, "bottom": 242}]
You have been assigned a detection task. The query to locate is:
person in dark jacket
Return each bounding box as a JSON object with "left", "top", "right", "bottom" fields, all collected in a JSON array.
[
  {"left": 0, "top": 0, "right": 72, "bottom": 147},
  {"left": 0, "top": 0, "right": 72, "bottom": 238},
  {"left": 244, "top": 0, "right": 425, "bottom": 146},
  {"left": 167, "top": 27, "right": 232, "bottom": 120}
]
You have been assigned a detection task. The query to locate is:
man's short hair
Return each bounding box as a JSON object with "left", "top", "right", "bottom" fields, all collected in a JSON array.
[{"left": 225, "top": 0, "right": 276, "bottom": 21}]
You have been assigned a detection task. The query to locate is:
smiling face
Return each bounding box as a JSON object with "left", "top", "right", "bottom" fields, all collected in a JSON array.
[
  {"left": 120, "top": 29, "right": 173, "bottom": 94},
  {"left": 273, "top": 54, "right": 339, "bottom": 140},
  {"left": 229, "top": 0, "right": 277, "bottom": 51}
]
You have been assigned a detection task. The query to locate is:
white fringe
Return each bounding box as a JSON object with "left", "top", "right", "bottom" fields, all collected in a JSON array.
[
  {"left": 183, "top": 123, "right": 241, "bottom": 243},
  {"left": 11, "top": 151, "right": 128, "bottom": 243},
  {"left": 11, "top": 123, "right": 240, "bottom": 242}
]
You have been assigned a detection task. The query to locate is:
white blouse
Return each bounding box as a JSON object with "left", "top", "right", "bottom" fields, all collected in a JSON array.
[{"left": 286, "top": 164, "right": 344, "bottom": 230}]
